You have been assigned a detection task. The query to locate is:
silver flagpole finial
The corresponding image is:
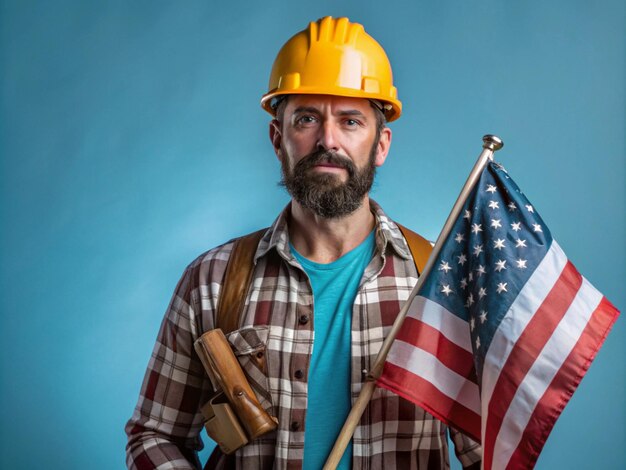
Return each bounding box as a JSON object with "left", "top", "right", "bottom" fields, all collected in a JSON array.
[{"left": 483, "top": 134, "right": 504, "bottom": 152}]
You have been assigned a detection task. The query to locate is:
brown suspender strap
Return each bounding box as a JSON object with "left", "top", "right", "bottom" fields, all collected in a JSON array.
[
  {"left": 201, "top": 228, "right": 273, "bottom": 464},
  {"left": 215, "top": 228, "right": 267, "bottom": 335},
  {"left": 396, "top": 223, "right": 433, "bottom": 276}
]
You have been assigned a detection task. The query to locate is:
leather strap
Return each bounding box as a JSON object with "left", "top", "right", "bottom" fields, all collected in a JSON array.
[
  {"left": 396, "top": 223, "right": 433, "bottom": 276},
  {"left": 216, "top": 229, "right": 267, "bottom": 335}
]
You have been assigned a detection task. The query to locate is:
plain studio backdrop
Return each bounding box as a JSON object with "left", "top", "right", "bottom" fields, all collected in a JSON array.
[{"left": 1, "top": 1, "right": 624, "bottom": 469}]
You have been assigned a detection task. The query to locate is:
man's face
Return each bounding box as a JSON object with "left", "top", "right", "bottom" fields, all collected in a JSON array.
[{"left": 270, "top": 95, "right": 391, "bottom": 219}]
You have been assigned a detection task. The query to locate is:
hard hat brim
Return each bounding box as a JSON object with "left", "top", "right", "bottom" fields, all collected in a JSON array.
[{"left": 261, "top": 88, "right": 402, "bottom": 122}]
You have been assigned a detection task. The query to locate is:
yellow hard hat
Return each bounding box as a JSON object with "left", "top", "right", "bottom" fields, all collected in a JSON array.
[{"left": 261, "top": 16, "right": 402, "bottom": 122}]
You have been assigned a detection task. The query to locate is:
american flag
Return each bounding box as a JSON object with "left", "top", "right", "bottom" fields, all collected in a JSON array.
[{"left": 377, "top": 162, "right": 619, "bottom": 469}]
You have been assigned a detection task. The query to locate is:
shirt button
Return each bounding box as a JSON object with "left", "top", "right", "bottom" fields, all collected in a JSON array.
[
  {"left": 294, "top": 369, "right": 304, "bottom": 379},
  {"left": 290, "top": 421, "right": 300, "bottom": 431},
  {"left": 298, "top": 314, "right": 309, "bottom": 325}
]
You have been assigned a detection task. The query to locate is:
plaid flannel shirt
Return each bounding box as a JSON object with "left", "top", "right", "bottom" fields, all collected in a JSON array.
[{"left": 126, "top": 201, "right": 482, "bottom": 469}]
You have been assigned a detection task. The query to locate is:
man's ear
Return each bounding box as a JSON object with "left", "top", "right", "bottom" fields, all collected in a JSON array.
[
  {"left": 269, "top": 119, "right": 282, "bottom": 159},
  {"left": 374, "top": 127, "right": 392, "bottom": 167}
]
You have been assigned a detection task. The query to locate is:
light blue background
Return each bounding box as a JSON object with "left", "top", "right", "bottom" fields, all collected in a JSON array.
[{"left": 1, "top": 1, "right": 624, "bottom": 469}]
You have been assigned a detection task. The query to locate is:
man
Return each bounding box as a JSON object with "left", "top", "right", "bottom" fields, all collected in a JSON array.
[{"left": 126, "top": 16, "right": 481, "bottom": 469}]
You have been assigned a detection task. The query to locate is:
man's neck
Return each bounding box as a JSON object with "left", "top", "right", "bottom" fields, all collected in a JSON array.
[{"left": 288, "top": 198, "right": 376, "bottom": 264}]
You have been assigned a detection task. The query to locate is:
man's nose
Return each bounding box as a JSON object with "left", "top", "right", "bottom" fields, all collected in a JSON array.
[{"left": 316, "top": 121, "right": 340, "bottom": 152}]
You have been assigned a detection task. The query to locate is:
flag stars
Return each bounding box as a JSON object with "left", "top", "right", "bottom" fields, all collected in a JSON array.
[
  {"left": 516, "top": 239, "right": 527, "bottom": 248},
  {"left": 474, "top": 245, "right": 483, "bottom": 256},
  {"left": 473, "top": 244, "right": 484, "bottom": 257},
  {"left": 493, "top": 238, "right": 506, "bottom": 250},
  {"left": 508, "top": 202, "right": 517, "bottom": 211},
  {"left": 516, "top": 258, "right": 528, "bottom": 269},
  {"left": 471, "top": 223, "right": 483, "bottom": 234},
  {"left": 476, "top": 265, "right": 486, "bottom": 277},
  {"left": 475, "top": 336, "right": 481, "bottom": 349},
  {"left": 470, "top": 317, "right": 476, "bottom": 331},
  {"left": 495, "top": 259, "right": 507, "bottom": 272},
  {"left": 533, "top": 223, "right": 543, "bottom": 233},
  {"left": 491, "top": 219, "right": 502, "bottom": 229},
  {"left": 526, "top": 204, "right": 534, "bottom": 213},
  {"left": 486, "top": 184, "right": 497, "bottom": 193},
  {"left": 468, "top": 272, "right": 474, "bottom": 282},
  {"left": 496, "top": 282, "right": 508, "bottom": 294},
  {"left": 441, "top": 284, "right": 453, "bottom": 296},
  {"left": 466, "top": 293, "right": 474, "bottom": 307},
  {"left": 479, "top": 310, "right": 488, "bottom": 323},
  {"left": 457, "top": 253, "right": 467, "bottom": 266},
  {"left": 455, "top": 233, "right": 465, "bottom": 244},
  {"left": 478, "top": 287, "right": 487, "bottom": 299},
  {"left": 511, "top": 222, "right": 522, "bottom": 232},
  {"left": 489, "top": 200, "right": 500, "bottom": 210},
  {"left": 464, "top": 210, "right": 472, "bottom": 220},
  {"left": 460, "top": 278, "right": 468, "bottom": 289},
  {"left": 439, "top": 261, "right": 452, "bottom": 273}
]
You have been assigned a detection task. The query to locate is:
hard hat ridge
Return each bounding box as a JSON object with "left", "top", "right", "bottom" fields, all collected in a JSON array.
[
  {"left": 261, "top": 16, "right": 402, "bottom": 122},
  {"left": 310, "top": 16, "right": 361, "bottom": 44}
]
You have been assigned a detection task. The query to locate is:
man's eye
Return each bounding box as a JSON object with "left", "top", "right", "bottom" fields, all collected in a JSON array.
[
  {"left": 296, "top": 116, "right": 317, "bottom": 125},
  {"left": 344, "top": 119, "right": 359, "bottom": 127}
]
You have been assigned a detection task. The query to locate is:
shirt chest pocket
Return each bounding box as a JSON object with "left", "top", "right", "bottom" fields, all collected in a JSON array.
[{"left": 226, "top": 326, "right": 273, "bottom": 412}]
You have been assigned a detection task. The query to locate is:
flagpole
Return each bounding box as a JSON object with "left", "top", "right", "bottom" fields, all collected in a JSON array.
[{"left": 323, "top": 134, "right": 504, "bottom": 470}]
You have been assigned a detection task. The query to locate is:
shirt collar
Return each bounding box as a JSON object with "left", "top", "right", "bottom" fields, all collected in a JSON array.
[{"left": 254, "top": 200, "right": 413, "bottom": 263}]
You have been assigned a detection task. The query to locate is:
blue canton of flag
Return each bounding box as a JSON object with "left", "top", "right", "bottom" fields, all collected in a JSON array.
[
  {"left": 420, "top": 162, "right": 552, "bottom": 382},
  {"left": 378, "top": 161, "right": 619, "bottom": 470}
]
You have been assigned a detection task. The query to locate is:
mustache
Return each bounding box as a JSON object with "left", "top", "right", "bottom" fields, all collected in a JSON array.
[{"left": 293, "top": 150, "right": 355, "bottom": 176}]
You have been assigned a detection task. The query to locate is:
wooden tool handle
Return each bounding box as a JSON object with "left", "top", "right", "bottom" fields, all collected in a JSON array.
[{"left": 195, "top": 329, "right": 277, "bottom": 440}]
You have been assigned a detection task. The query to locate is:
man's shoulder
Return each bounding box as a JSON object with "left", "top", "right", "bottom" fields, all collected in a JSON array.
[
  {"left": 183, "top": 228, "right": 270, "bottom": 280},
  {"left": 187, "top": 238, "right": 236, "bottom": 271}
]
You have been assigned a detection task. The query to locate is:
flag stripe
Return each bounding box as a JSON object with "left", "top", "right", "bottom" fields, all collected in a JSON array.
[
  {"left": 483, "top": 260, "right": 582, "bottom": 468},
  {"left": 479, "top": 242, "right": 567, "bottom": 447},
  {"left": 491, "top": 274, "right": 603, "bottom": 468},
  {"left": 507, "top": 295, "right": 620, "bottom": 466},
  {"left": 481, "top": 242, "right": 569, "bottom": 414},
  {"left": 395, "top": 316, "right": 477, "bottom": 383},
  {"left": 407, "top": 295, "right": 473, "bottom": 352},
  {"left": 383, "top": 339, "right": 480, "bottom": 414},
  {"left": 379, "top": 361, "right": 481, "bottom": 440}
]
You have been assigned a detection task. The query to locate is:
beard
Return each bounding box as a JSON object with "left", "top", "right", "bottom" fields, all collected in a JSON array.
[{"left": 279, "top": 139, "right": 379, "bottom": 219}]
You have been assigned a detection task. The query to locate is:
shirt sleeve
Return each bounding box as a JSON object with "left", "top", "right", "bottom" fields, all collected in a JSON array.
[
  {"left": 125, "top": 266, "right": 213, "bottom": 470},
  {"left": 449, "top": 426, "right": 482, "bottom": 470}
]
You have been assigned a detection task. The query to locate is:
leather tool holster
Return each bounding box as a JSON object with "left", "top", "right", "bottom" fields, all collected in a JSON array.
[{"left": 194, "top": 329, "right": 278, "bottom": 455}]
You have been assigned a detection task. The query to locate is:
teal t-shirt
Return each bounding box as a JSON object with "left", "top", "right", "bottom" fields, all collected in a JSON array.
[{"left": 290, "top": 231, "right": 376, "bottom": 470}]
